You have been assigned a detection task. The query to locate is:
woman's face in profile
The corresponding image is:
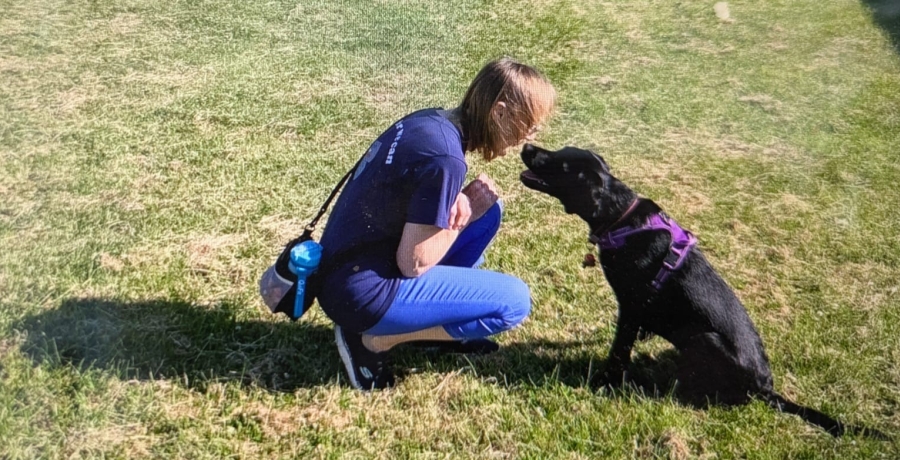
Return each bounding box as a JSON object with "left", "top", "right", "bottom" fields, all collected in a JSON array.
[{"left": 495, "top": 120, "right": 542, "bottom": 157}]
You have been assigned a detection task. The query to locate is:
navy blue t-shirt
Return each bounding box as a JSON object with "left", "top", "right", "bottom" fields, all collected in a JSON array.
[{"left": 317, "top": 108, "right": 467, "bottom": 332}]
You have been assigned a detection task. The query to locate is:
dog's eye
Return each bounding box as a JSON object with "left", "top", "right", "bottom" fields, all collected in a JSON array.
[
  {"left": 577, "top": 172, "right": 585, "bottom": 180},
  {"left": 563, "top": 162, "right": 569, "bottom": 173}
]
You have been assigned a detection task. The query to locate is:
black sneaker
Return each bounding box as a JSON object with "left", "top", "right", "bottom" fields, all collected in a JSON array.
[
  {"left": 406, "top": 338, "right": 500, "bottom": 355},
  {"left": 334, "top": 325, "right": 395, "bottom": 391}
]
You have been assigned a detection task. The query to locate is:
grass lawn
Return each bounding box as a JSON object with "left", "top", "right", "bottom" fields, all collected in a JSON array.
[{"left": 2, "top": 0, "right": 899, "bottom": 458}]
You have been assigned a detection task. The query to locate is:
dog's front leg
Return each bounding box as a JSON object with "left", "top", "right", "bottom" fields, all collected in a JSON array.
[{"left": 600, "top": 310, "right": 641, "bottom": 388}]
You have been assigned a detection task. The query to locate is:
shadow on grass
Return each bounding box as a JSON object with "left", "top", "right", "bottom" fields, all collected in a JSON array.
[
  {"left": 18, "top": 296, "right": 683, "bottom": 401},
  {"left": 466, "top": 337, "right": 681, "bottom": 401},
  {"left": 862, "top": 0, "right": 900, "bottom": 55},
  {"left": 18, "top": 297, "right": 341, "bottom": 391}
]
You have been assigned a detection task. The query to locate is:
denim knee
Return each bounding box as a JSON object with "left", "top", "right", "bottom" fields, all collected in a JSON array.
[
  {"left": 482, "top": 200, "right": 503, "bottom": 231},
  {"left": 501, "top": 277, "right": 532, "bottom": 330}
]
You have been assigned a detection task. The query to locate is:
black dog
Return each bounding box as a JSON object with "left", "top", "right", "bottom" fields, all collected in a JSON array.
[{"left": 519, "top": 143, "right": 887, "bottom": 439}]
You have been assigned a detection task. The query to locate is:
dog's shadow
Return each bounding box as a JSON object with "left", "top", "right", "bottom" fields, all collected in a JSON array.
[
  {"left": 467, "top": 337, "right": 682, "bottom": 401},
  {"left": 17, "top": 297, "right": 682, "bottom": 400}
]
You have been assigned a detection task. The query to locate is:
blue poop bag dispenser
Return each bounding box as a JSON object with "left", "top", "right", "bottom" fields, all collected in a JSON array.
[{"left": 288, "top": 240, "right": 323, "bottom": 318}]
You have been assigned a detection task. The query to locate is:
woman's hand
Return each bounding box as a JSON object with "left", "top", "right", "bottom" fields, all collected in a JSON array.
[
  {"left": 448, "top": 192, "right": 472, "bottom": 231},
  {"left": 462, "top": 173, "right": 499, "bottom": 222},
  {"left": 395, "top": 174, "right": 499, "bottom": 278}
]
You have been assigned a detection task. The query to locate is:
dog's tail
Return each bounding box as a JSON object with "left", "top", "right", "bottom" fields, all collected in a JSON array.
[{"left": 762, "top": 392, "right": 890, "bottom": 440}]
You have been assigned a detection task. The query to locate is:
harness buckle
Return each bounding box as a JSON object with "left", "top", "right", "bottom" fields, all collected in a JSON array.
[{"left": 662, "top": 249, "right": 681, "bottom": 269}]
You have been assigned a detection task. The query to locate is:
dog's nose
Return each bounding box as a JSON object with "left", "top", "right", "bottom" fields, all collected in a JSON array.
[{"left": 520, "top": 143, "right": 536, "bottom": 163}]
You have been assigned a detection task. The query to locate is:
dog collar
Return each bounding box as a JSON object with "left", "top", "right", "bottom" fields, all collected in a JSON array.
[
  {"left": 588, "top": 198, "right": 640, "bottom": 245},
  {"left": 591, "top": 212, "right": 698, "bottom": 290}
]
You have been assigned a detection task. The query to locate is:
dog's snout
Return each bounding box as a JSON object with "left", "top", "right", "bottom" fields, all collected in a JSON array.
[
  {"left": 533, "top": 152, "right": 550, "bottom": 167},
  {"left": 520, "top": 143, "right": 537, "bottom": 165}
]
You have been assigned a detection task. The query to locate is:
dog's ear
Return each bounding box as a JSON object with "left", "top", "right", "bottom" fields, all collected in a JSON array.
[
  {"left": 577, "top": 169, "right": 606, "bottom": 189},
  {"left": 577, "top": 145, "right": 611, "bottom": 174},
  {"left": 596, "top": 155, "right": 610, "bottom": 173},
  {"left": 582, "top": 145, "right": 602, "bottom": 158}
]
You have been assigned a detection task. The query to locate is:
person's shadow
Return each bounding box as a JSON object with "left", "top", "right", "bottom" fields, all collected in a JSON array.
[
  {"left": 18, "top": 297, "right": 341, "bottom": 391},
  {"left": 17, "top": 296, "right": 681, "bottom": 397}
]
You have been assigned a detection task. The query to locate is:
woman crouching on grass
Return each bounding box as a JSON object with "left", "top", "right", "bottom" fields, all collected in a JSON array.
[{"left": 316, "top": 57, "right": 557, "bottom": 390}]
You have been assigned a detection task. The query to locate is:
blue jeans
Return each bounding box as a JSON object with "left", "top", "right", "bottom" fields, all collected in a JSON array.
[{"left": 364, "top": 202, "right": 532, "bottom": 339}]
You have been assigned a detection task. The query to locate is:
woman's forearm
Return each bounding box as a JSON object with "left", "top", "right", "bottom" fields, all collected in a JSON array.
[{"left": 396, "top": 223, "right": 459, "bottom": 277}]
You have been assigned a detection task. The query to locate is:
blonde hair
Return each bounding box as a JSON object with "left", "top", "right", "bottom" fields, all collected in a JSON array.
[{"left": 460, "top": 57, "right": 557, "bottom": 160}]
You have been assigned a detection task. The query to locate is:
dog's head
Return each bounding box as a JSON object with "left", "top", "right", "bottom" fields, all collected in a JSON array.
[{"left": 520, "top": 143, "right": 636, "bottom": 228}]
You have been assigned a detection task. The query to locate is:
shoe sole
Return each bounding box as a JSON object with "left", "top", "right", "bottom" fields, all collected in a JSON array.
[{"left": 334, "top": 325, "right": 364, "bottom": 390}]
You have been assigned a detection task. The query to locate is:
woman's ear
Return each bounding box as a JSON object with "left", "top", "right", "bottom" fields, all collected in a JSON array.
[{"left": 493, "top": 101, "right": 507, "bottom": 120}]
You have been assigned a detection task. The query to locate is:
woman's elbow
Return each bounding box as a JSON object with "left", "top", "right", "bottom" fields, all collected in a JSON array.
[
  {"left": 397, "top": 256, "right": 430, "bottom": 278},
  {"left": 399, "top": 266, "right": 425, "bottom": 278}
]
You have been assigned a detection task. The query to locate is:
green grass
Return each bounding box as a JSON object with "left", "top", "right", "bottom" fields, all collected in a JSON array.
[{"left": 2, "top": 0, "right": 900, "bottom": 458}]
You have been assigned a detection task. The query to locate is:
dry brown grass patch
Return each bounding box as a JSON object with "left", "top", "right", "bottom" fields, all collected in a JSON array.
[
  {"left": 659, "top": 428, "right": 692, "bottom": 460},
  {"left": 0, "top": 54, "right": 38, "bottom": 74},
  {"left": 107, "top": 13, "right": 143, "bottom": 36},
  {"left": 596, "top": 75, "right": 618, "bottom": 89},
  {"left": 633, "top": 428, "right": 697, "bottom": 459},
  {"left": 64, "top": 423, "right": 155, "bottom": 459},
  {"left": 234, "top": 399, "right": 355, "bottom": 437},
  {"left": 185, "top": 233, "right": 246, "bottom": 272},
  {"left": 98, "top": 252, "right": 126, "bottom": 272},
  {"left": 662, "top": 129, "right": 802, "bottom": 161},
  {"left": 258, "top": 215, "right": 304, "bottom": 243},
  {"left": 53, "top": 76, "right": 99, "bottom": 115},
  {"left": 824, "top": 262, "right": 897, "bottom": 312},
  {"left": 737, "top": 94, "right": 782, "bottom": 113},
  {"left": 121, "top": 242, "right": 180, "bottom": 271},
  {"left": 364, "top": 87, "right": 401, "bottom": 114},
  {"left": 0, "top": 335, "right": 23, "bottom": 360}
]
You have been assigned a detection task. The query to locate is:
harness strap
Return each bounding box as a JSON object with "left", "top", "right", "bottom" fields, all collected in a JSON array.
[
  {"left": 652, "top": 219, "right": 697, "bottom": 290},
  {"left": 594, "top": 212, "right": 697, "bottom": 290}
]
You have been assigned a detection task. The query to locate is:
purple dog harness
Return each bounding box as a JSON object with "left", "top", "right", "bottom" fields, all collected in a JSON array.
[{"left": 589, "top": 206, "right": 698, "bottom": 290}]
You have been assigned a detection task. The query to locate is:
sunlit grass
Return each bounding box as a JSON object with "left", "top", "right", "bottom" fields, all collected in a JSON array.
[{"left": 1, "top": 0, "right": 899, "bottom": 458}]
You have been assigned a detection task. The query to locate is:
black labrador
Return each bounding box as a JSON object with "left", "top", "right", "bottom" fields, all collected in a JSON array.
[{"left": 519, "top": 143, "right": 887, "bottom": 439}]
